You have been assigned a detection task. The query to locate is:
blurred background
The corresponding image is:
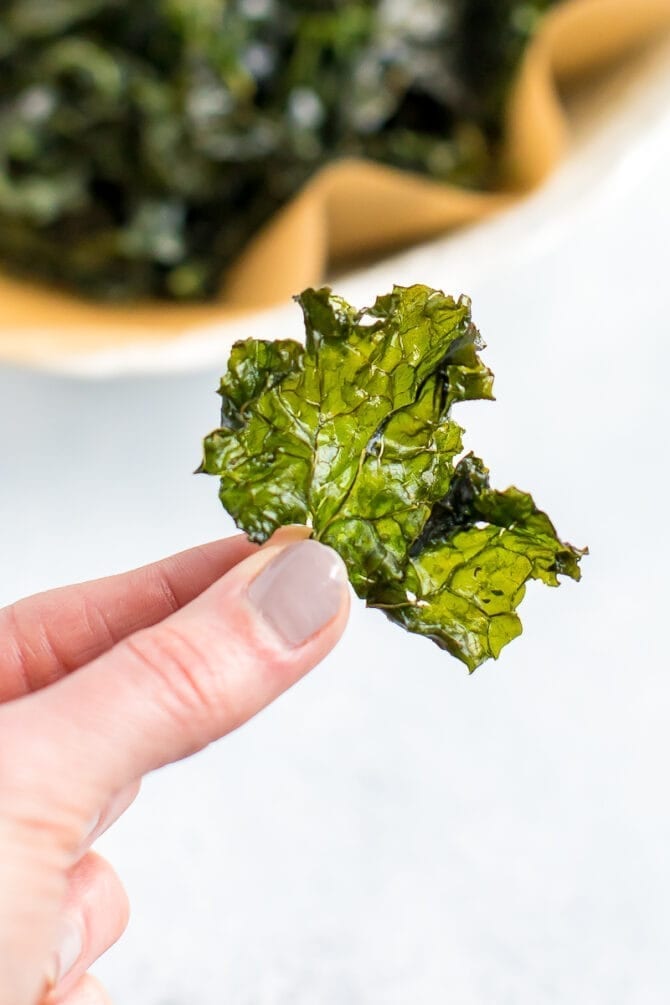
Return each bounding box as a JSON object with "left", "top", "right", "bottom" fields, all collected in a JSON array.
[{"left": 1, "top": 2, "right": 670, "bottom": 1003}]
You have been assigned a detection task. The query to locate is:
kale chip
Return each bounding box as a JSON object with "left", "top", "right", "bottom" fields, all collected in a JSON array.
[
  {"left": 201, "top": 284, "right": 585, "bottom": 671},
  {"left": 0, "top": 0, "right": 555, "bottom": 301}
]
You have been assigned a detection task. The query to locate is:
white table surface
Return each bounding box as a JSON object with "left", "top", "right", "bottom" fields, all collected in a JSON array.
[{"left": 1, "top": 44, "right": 670, "bottom": 1005}]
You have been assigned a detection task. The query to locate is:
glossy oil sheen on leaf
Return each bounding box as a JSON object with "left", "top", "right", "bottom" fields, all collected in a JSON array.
[{"left": 201, "top": 285, "right": 585, "bottom": 671}]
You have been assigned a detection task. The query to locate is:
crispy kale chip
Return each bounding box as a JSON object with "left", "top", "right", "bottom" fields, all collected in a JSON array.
[
  {"left": 0, "top": 0, "right": 556, "bottom": 301},
  {"left": 201, "top": 285, "right": 584, "bottom": 671}
]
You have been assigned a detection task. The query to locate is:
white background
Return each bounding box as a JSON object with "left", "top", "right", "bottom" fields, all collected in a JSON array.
[{"left": 1, "top": 43, "right": 669, "bottom": 1005}]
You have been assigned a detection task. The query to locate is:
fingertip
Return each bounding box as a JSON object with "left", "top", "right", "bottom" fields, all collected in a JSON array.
[{"left": 246, "top": 538, "right": 349, "bottom": 650}]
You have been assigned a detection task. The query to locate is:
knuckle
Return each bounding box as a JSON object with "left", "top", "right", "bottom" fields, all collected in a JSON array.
[
  {"left": 0, "top": 600, "right": 44, "bottom": 696},
  {"left": 75, "top": 590, "right": 117, "bottom": 657},
  {"left": 151, "top": 567, "right": 182, "bottom": 617},
  {"left": 122, "top": 623, "right": 224, "bottom": 730}
]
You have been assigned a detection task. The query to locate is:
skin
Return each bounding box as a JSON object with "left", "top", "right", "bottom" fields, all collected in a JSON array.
[{"left": 0, "top": 529, "right": 349, "bottom": 1005}]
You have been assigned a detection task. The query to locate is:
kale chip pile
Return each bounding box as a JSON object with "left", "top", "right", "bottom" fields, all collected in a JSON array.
[
  {"left": 201, "top": 285, "right": 584, "bottom": 671},
  {"left": 0, "top": 0, "right": 555, "bottom": 301}
]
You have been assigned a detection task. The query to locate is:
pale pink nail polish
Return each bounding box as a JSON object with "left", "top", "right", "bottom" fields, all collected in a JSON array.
[{"left": 248, "top": 540, "right": 348, "bottom": 647}]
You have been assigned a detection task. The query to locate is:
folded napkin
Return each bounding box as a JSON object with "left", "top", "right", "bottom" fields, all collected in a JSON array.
[{"left": 1, "top": 0, "right": 669, "bottom": 362}]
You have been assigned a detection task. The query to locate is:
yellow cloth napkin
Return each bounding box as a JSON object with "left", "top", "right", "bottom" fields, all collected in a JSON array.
[{"left": 1, "top": 0, "right": 669, "bottom": 362}]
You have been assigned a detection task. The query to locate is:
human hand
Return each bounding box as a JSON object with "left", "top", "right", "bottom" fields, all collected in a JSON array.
[{"left": 0, "top": 532, "right": 349, "bottom": 1005}]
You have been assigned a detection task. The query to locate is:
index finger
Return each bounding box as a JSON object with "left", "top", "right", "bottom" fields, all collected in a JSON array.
[{"left": 0, "top": 534, "right": 257, "bottom": 702}]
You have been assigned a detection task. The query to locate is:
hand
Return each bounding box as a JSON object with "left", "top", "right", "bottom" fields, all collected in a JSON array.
[{"left": 0, "top": 531, "right": 349, "bottom": 1005}]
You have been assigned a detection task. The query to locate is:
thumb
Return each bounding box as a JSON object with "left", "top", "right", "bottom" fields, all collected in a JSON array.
[{"left": 3, "top": 537, "right": 349, "bottom": 823}]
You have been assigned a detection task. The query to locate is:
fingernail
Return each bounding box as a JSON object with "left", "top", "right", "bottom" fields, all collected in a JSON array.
[
  {"left": 262, "top": 525, "right": 312, "bottom": 548},
  {"left": 53, "top": 918, "right": 82, "bottom": 984},
  {"left": 248, "top": 539, "right": 348, "bottom": 647}
]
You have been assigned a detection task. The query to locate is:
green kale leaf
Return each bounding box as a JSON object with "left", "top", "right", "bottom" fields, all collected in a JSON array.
[{"left": 201, "top": 284, "right": 585, "bottom": 671}]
